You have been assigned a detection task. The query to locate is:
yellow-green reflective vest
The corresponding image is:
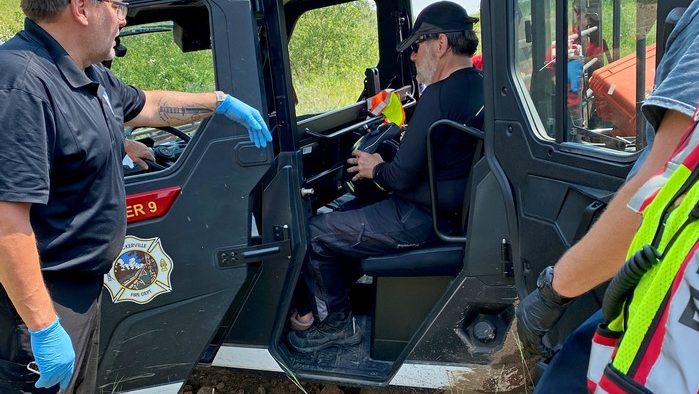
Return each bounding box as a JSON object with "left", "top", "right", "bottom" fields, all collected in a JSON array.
[{"left": 587, "top": 111, "right": 699, "bottom": 394}]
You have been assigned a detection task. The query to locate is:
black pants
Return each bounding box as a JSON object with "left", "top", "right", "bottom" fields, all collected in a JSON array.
[
  {"left": 0, "top": 275, "right": 102, "bottom": 393},
  {"left": 306, "top": 196, "right": 436, "bottom": 318}
]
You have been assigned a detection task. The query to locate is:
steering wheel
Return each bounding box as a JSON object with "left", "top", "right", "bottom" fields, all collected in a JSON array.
[
  {"left": 125, "top": 125, "right": 191, "bottom": 175},
  {"left": 151, "top": 126, "right": 190, "bottom": 143},
  {"left": 344, "top": 122, "right": 401, "bottom": 201}
]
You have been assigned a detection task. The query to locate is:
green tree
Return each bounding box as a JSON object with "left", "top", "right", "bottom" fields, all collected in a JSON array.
[
  {"left": 0, "top": 0, "right": 23, "bottom": 42},
  {"left": 288, "top": 0, "right": 379, "bottom": 114}
]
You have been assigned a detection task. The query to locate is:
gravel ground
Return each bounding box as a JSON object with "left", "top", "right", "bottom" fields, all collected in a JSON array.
[
  {"left": 184, "top": 367, "right": 532, "bottom": 394},
  {"left": 184, "top": 367, "right": 443, "bottom": 394},
  {"left": 183, "top": 322, "right": 536, "bottom": 394}
]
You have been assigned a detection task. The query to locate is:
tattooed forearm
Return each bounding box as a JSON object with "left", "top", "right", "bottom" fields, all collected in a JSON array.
[{"left": 157, "top": 97, "right": 213, "bottom": 124}]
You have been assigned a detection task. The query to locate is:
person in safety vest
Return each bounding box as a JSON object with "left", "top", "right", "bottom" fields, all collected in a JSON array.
[
  {"left": 587, "top": 106, "right": 699, "bottom": 393},
  {"left": 517, "top": 2, "right": 699, "bottom": 392}
]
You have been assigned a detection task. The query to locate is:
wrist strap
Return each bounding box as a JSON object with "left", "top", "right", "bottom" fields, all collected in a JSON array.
[{"left": 214, "top": 91, "right": 227, "bottom": 105}]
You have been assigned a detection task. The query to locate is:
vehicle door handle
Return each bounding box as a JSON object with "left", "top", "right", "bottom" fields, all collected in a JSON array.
[
  {"left": 217, "top": 240, "right": 290, "bottom": 268},
  {"left": 243, "top": 246, "right": 281, "bottom": 258}
]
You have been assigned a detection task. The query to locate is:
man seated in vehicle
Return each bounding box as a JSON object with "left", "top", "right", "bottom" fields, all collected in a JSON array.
[{"left": 288, "top": 1, "right": 484, "bottom": 353}]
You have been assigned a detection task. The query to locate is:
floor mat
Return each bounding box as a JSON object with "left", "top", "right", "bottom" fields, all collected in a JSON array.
[{"left": 281, "top": 314, "right": 394, "bottom": 380}]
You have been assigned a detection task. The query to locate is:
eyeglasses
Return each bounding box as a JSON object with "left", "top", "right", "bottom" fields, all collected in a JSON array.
[
  {"left": 98, "top": 0, "right": 129, "bottom": 20},
  {"left": 411, "top": 33, "right": 439, "bottom": 53}
]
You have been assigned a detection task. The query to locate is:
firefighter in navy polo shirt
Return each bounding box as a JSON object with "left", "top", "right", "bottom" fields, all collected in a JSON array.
[{"left": 0, "top": 1, "right": 272, "bottom": 392}]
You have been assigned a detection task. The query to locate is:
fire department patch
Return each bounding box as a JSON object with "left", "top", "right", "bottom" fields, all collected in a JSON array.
[{"left": 104, "top": 235, "right": 174, "bottom": 304}]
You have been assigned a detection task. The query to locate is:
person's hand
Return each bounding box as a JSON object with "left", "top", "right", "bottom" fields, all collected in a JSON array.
[
  {"left": 347, "top": 150, "right": 384, "bottom": 181},
  {"left": 516, "top": 267, "right": 572, "bottom": 358},
  {"left": 215, "top": 95, "right": 272, "bottom": 148},
  {"left": 29, "top": 317, "right": 75, "bottom": 390},
  {"left": 547, "top": 39, "right": 580, "bottom": 60},
  {"left": 567, "top": 59, "right": 584, "bottom": 93},
  {"left": 124, "top": 139, "right": 155, "bottom": 170}
]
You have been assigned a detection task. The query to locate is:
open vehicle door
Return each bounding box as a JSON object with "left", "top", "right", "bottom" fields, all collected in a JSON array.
[
  {"left": 97, "top": 1, "right": 305, "bottom": 392},
  {"left": 483, "top": 0, "right": 691, "bottom": 347},
  {"left": 93, "top": 0, "right": 694, "bottom": 392},
  {"left": 119, "top": 0, "right": 523, "bottom": 390},
  {"left": 222, "top": 0, "right": 522, "bottom": 390}
]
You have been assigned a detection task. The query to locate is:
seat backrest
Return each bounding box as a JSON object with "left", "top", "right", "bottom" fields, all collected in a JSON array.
[
  {"left": 459, "top": 137, "right": 484, "bottom": 233},
  {"left": 426, "top": 118, "right": 486, "bottom": 243},
  {"left": 360, "top": 117, "right": 486, "bottom": 278}
]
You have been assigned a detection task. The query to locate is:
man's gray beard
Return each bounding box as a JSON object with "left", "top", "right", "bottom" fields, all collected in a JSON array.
[
  {"left": 416, "top": 48, "right": 437, "bottom": 85},
  {"left": 416, "top": 70, "right": 430, "bottom": 85}
]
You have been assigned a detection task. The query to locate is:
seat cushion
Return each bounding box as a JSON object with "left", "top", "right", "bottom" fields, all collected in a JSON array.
[{"left": 361, "top": 245, "right": 464, "bottom": 277}]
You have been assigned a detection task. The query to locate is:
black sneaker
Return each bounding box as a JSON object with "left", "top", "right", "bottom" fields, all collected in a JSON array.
[{"left": 287, "top": 312, "right": 362, "bottom": 353}]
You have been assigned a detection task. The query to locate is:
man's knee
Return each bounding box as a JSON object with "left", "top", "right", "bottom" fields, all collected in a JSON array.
[
  {"left": 309, "top": 215, "right": 335, "bottom": 253},
  {"left": 309, "top": 213, "right": 361, "bottom": 259},
  {"left": 308, "top": 213, "right": 326, "bottom": 235},
  {"left": 309, "top": 231, "right": 335, "bottom": 261}
]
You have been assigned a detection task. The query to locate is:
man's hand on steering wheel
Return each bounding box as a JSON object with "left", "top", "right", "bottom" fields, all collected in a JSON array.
[
  {"left": 125, "top": 139, "right": 155, "bottom": 170},
  {"left": 347, "top": 150, "right": 384, "bottom": 181}
]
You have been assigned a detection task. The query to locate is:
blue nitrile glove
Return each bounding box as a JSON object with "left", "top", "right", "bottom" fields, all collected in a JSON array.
[
  {"left": 214, "top": 95, "right": 273, "bottom": 148},
  {"left": 29, "top": 317, "right": 75, "bottom": 390},
  {"left": 567, "top": 59, "right": 583, "bottom": 93}
]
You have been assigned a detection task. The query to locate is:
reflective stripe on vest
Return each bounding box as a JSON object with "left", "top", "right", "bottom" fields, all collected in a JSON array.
[
  {"left": 628, "top": 123, "right": 699, "bottom": 213},
  {"left": 587, "top": 116, "right": 699, "bottom": 394},
  {"left": 368, "top": 90, "right": 406, "bottom": 126}
]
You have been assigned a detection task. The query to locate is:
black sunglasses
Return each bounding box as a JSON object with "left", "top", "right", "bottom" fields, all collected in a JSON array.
[{"left": 410, "top": 33, "right": 439, "bottom": 53}]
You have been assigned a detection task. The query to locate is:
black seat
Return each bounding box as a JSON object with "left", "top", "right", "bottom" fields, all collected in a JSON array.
[
  {"left": 358, "top": 119, "right": 485, "bottom": 361},
  {"left": 361, "top": 244, "right": 464, "bottom": 277},
  {"left": 359, "top": 119, "right": 485, "bottom": 279}
]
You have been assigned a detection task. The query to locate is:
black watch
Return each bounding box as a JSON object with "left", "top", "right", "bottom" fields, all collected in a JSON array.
[{"left": 537, "top": 266, "right": 573, "bottom": 305}]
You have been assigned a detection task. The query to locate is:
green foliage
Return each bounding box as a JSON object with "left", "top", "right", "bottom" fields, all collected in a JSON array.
[
  {"left": 0, "top": 0, "right": 23, "bottom": 43},
  {"left": 0, "top": 0, "right": 658, "bottom": 111},
  {"left": 598, "top": 0, "right": 657, "bottom": 58},
  {"left": 288, "top": 0, "right": 379, "bottom": 114},
  {"left": 111, "top": 30, "right": 215, "bottom": 92}
]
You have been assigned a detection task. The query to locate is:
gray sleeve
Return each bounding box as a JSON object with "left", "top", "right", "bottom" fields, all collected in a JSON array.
[
  {"left": 629, "top": 10, "right": 699, "bottom": 179},
  {"left": 641, "top": 11, "right": 699, "bottom": 131},
  {"left": 0, "top": 88, "right": 52, "bottom": 204}
]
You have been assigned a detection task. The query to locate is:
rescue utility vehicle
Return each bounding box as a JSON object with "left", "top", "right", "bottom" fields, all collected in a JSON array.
[{"left": 99, "top": 0, "right": 690, "bottom": 392}]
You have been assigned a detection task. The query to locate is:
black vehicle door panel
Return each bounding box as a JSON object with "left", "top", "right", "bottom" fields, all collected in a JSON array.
[
  {"left": 482, "top": 0, "right": 632, "bottom": 342},
  {"left": 221, "top": 152, "right": 309, "bottom": 347},
  {"left": 97, "top": 0, "right": 283, "bottom": 390},
  {"left": 99, "top": 118, "right": 273, "bottom": 391},
  {"left": 483, "top": 0, "right": 692, "bottom": 344}
]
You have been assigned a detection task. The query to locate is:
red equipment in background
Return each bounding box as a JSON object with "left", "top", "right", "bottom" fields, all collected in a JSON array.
[{"left": 589, "top": 44, "right": 656, "bottom": 137}]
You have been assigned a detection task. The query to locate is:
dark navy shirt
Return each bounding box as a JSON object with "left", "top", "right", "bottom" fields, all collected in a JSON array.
[
  {"left": 0, "top": 19, "right": 145, "bottom": 276},
  {"left": 374, "top": 67, "right": 484, "bottom": 216}
]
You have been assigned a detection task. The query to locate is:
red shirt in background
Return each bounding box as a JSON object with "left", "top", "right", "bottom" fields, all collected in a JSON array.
[{"left": 472, "top": 53, "right": 483, "bottom": 70}]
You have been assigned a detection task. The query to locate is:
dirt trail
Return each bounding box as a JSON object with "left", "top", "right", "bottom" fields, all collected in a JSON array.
[
  {"left": 184, "top": 367, "right": 532, "bottom": 394},
  {"left": 184, "top": 367, "right": 440, "bottom": 394}
]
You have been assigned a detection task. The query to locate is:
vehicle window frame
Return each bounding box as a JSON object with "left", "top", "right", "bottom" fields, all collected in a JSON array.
[
  {"left": 109, "top": 6, "right": 217, "bottom": 177},
  {"left": 286, "top": 0, "right": 380, "bottom": 117},
  {"left": 508, "top": 0, "right": 653, "bottom": 164}
]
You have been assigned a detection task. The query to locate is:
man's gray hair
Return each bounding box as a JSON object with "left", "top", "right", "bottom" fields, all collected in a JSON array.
[
  {"left": 21, "top": 0, "right": 71, "bottom": 22},
  {"left": 445, "top": 30, "right": 479, "bottom": 57}
]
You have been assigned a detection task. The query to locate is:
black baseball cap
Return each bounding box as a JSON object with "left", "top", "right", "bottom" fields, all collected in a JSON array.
[{"left": 397, "top": 1, "right": 479, "bottom": 52}]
